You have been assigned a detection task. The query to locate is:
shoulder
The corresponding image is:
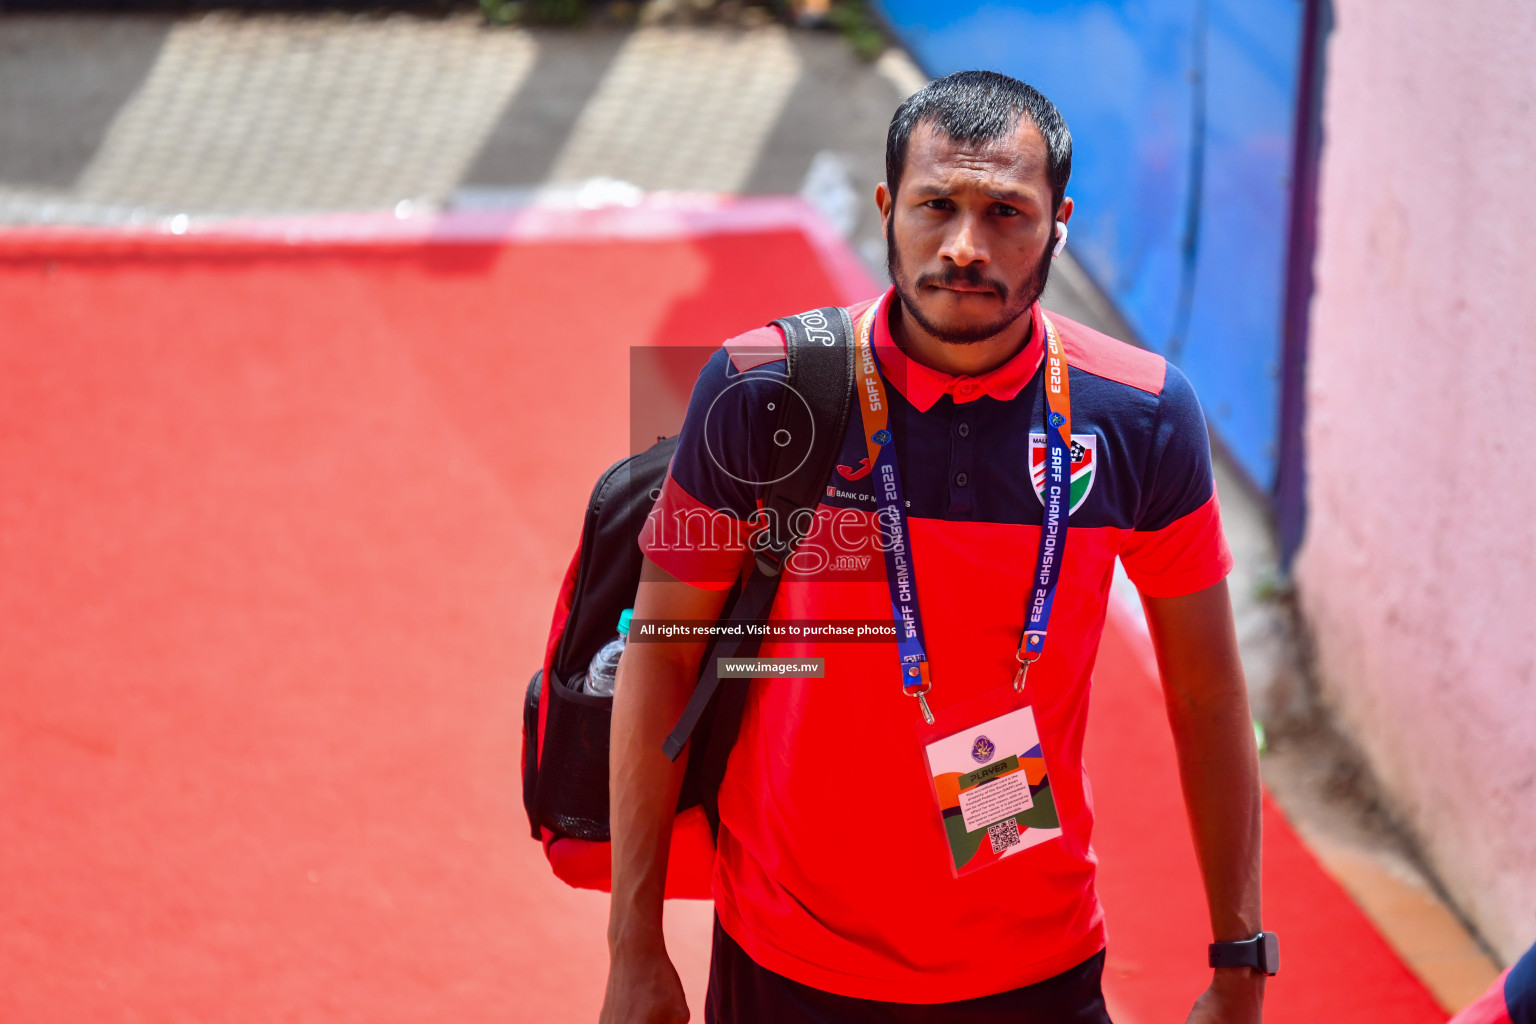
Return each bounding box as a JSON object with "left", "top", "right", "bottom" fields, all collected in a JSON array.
[
  {"left": 723, "top": 323, "right": 787, "bottom": 373},
  {"left": 1048, "top": 309, "right": 1168, "bottom": 396},
  {"left": 684, "top": 318, "right": 809, "bottom": 435},
  {"left": 722, "top": 294, "right": 882, "bottom": 373}
]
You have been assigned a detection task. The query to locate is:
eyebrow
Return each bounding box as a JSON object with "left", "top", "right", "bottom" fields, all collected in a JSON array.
[
  {"left": 908, "top": 182, "right": 1038, "bottom": 206},
  {"left": 982, "top": 187, "right": 1033, "bottom": 205}
]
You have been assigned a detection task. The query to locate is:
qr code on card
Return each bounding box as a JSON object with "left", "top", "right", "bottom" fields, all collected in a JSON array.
[{"left": 987, "top": 817, "right": 1021, "bottom": 854}]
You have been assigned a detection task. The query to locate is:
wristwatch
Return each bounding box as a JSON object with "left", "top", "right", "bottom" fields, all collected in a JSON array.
[{"left": 1208, "top": 932, "right": 1280, "bottom": 976}]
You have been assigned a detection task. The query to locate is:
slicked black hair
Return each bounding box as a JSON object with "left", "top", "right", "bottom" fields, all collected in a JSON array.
[{"left": 886, "top": 70, "right": 1072, "bottom": 214}]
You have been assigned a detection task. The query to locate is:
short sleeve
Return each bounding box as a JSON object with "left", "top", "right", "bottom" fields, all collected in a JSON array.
[
  {"left": 1118, "top": 363, "right": 1234, "bottom": 598},
  {"left": 638, "top": 340, "right": 785, "bottom": 589}
]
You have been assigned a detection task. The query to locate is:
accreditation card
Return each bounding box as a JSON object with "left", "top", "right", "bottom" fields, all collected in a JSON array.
[{"left": 918, "top": 687, "right": 1063, "bottom": 877}]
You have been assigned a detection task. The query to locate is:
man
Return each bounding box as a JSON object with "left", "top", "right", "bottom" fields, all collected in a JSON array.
[{"left": 603, "top": 71, "right": 1267, "bottom": 1023}]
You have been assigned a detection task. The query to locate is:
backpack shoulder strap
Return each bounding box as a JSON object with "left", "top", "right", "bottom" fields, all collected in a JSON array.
[
  {"left": 662, "top": 306, "right": 857, "bottom": 833},
  {"left": 751, "top": 306, "right": 859, "bottom": 576}
]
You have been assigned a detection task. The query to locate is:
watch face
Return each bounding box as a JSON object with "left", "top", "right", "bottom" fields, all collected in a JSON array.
[{"left": 1261, "top": 932, "right": 1280, "bottom": 975}]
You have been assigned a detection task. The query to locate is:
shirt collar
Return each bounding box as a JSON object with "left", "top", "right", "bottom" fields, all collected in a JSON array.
[{"left": 869, "top": 286, "right": 1046, "bottom": 413}]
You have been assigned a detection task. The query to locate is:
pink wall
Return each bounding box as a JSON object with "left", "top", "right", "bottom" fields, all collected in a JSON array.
[{"left": 1297, "top": 0, "right": 1536, "bottom": 962}]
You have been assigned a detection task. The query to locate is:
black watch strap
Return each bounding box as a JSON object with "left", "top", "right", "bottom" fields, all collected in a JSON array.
[{"left": 1208, "top": 931, "right": 1280, "bottom": 976}]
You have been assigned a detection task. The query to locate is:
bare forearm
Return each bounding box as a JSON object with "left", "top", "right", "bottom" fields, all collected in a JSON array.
[
  {"left": 1143, "top": 580, "right": 1262, "bottom": 940},
  {"left": 601, "top": 559, "right": 728, "bottom": 1024},
  {"left": 1170, "top": 687, "right": 1267, "bottom": 1022},
  {"left": 1164, "top": 670, "right": 1263, "bottom": 940},
  {"left": 607, "top": 640, "right": 696, "bottom": 952}
]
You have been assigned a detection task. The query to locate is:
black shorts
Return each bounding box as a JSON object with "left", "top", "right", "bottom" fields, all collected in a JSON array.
[{"left": 705, "top": 917, "right": 1115, "bottom": 1024}]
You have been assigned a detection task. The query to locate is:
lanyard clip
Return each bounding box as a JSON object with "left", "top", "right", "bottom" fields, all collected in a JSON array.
[
  {"left": 1013, "top": 660, "right": 1030, "bottom": 693},
  {"left": 1014, "top": 633, "right": 1045, "bottom": 693},
  {"left": 904, "top": 662, "right": 934, "bottom": 724}
]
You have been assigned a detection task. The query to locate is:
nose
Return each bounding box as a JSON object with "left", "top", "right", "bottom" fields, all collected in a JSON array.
[{"left": 939, "top": 212, "right": 987, "bottom": 267}]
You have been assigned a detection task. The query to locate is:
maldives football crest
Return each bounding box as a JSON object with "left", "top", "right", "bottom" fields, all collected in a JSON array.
[{"left": 1029, "top": 432, "right": 1097, "bottom": 515}]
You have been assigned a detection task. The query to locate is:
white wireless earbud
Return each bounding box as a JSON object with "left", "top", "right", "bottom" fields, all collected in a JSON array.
[{"left": 1052, "top": 220, "right": 1069, "bottom": 258}]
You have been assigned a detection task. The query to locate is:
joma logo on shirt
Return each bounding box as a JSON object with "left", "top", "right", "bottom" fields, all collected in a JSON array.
[{"left": 836, "top": 457, "right": 873, "bottom": 481}]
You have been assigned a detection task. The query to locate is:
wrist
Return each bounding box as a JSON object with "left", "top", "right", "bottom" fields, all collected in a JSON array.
[
  {"left": 607, "top": 874, "right": 668, "bottom": 955},
  {"left": 607, "top": 916, "right": 667, "bottom": 957},
  {"left": 1209, "top": 929, "right": 1279, "bottom": 977},
  {"left": 1211, "top": 966, "right": 1268, "bottom": 989},
  {"left": 1209, "top": 966, "right": 1267, "bottom": 1018}
]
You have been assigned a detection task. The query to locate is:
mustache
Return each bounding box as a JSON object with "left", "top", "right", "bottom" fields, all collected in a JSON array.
[{"left": 914, "top": 265, "right": 1010, "bottom": 301}]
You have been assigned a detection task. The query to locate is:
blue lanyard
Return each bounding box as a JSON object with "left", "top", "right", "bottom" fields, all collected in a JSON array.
[
  {"left": 852, "top": 299, "right": 1073, "bottom": 724},
  {"left": 1013, "top": 312, "right": 1073, "bottom": 691}
]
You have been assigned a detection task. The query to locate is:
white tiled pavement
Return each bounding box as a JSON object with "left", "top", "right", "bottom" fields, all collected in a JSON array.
[
  {"left": 77, "top": 13, "right": 535, "bottom": 216},
  {"left": 0, "top": 15, "right": 817, "bottom": 222},
  {"left": 0, "top": 12, "right": 546, "bottom": 223},
  {"left": 546, "top": 25, "right": 800, "bottom": 193}
]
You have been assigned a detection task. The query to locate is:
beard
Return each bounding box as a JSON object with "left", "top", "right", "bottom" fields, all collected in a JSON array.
[{"left": 885, "top": 212, "right": 1054, "bottom": 344}]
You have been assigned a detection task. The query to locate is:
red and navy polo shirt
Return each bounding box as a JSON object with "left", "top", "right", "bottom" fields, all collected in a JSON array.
[{"left": 640, "top": 287, "right": 1232, "bottom": 1002}]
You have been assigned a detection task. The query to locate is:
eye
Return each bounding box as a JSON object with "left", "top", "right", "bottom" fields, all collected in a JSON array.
[
  {"left": 923, "top": 198, "right": 954, "bottom": 212},
  {"left": 991, "top": 203, "right": 1020, "bottom": 217}
]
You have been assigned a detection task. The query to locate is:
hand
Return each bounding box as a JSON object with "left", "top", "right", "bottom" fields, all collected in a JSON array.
[
  {"left": 1183, "top": 968, "right": 1265, "bottom": 1024},
  {"left": 599, "top": 943, "right": 690, "bottom": 1024}
]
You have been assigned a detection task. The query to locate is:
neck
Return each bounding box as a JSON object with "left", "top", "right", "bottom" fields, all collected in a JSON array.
[{"left": 888, "top": 297, "right": 1034, "bottom": 377}]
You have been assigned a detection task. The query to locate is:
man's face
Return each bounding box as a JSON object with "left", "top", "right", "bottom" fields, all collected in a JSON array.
[{"left": 879, "top": 117, "right": 1070, "bottom": 344}]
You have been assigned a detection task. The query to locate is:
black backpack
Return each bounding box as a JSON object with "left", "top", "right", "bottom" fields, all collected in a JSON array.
[{"left": 522, "top": 306, "right": 856, "bottom": 894}]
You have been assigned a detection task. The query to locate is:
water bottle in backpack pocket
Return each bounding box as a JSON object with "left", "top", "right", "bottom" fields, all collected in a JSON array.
[{"left": 575, "top": 609, "right": 632, "bottom": 698}]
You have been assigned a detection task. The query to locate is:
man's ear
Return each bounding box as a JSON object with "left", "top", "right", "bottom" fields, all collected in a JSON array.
[
  {"left": 875, "top": 182, "right": 893, "bottom": 238},
  {"left": 1057, "top": 195, "right": 1074, "bottom": 228}
]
